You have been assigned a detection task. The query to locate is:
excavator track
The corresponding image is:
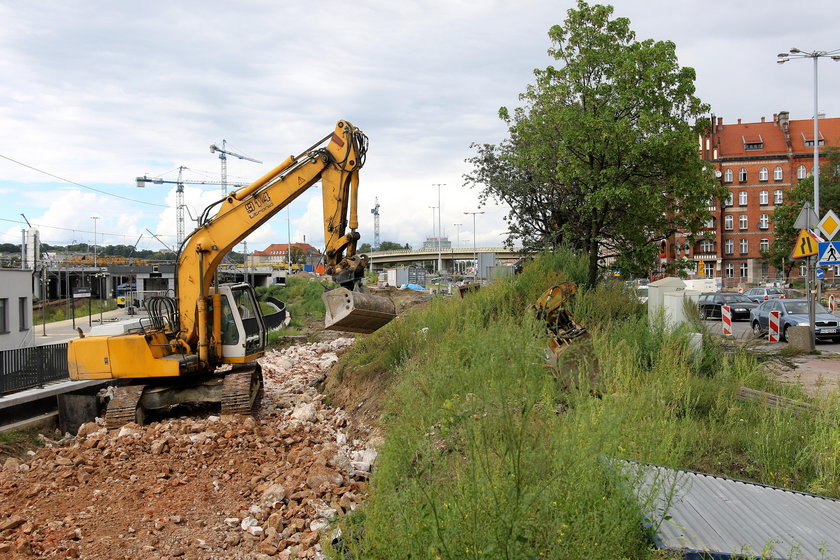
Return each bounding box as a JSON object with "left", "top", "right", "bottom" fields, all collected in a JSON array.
[
  {"left": 221, "top": 365, "right": 263, "bottom": 416},
  {"left": 105, "top": 385, "right": 146, "bottom": 428}
]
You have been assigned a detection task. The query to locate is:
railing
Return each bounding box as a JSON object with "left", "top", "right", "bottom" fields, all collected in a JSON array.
[{"left": 0, "top": 343, "right": 69, "bottom": 395}]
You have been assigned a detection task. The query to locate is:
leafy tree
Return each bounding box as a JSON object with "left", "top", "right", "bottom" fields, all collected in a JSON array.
[
  {"left": 289, "top": 245, "right": 305, "bottom": 265},
  {"left": 378, "top": 241, "right": 405, "bottom": 251},
  {"left": 358, "top": 243, "right": 372, "bottom": 253},
  {"left": 464, "top": 1, "right": 726, "bottom": 286},
  {"left": 764, "top": 148, "right": 840, "bottom": 281}
]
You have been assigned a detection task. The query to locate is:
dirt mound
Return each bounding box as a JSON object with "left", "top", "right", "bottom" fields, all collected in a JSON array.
[{"left": 0, "top": 339, "right": 377, "bottom": 559}]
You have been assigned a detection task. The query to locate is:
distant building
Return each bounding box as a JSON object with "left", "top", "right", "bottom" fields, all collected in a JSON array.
[
  {"left": 251, "top": 243, "right": 322, "bottom": 266},
  {"left": 662, "top": 111, "right": 840, "bottom": 285},
  {"left": 422, "top": 237, "right": 451, "bottom": 251}
]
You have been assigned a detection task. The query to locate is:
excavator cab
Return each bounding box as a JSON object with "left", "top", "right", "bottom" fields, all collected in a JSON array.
[{"left": 215, "top": 283, "right": 266, "bottom": 361}]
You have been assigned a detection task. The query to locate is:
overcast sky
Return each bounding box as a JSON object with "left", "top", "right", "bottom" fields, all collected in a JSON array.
[{"left": 1, "top": 0, "right": 839, "bottom": 255}]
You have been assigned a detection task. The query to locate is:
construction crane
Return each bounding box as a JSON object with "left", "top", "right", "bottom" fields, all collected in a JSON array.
[
  {"left": 371, "top": 197, "right": 380, "bottom": 249},
  {"left": 136, "top": 167, "right": 244, "bottom": 249},
  {"left": 209, "top": 140, "right": 262, "bottom": 197}
]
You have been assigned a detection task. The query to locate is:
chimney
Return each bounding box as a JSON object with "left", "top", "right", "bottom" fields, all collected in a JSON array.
[
  {"left": 773, "top": 113, "right": 778, "bottom": 125},
  {"left": 717, "top": 117, "right": 723, "bottom": 126},
  {"left": 761, "top": 116, "right": 765, "bottom": 123},
  {"left": 737, "top": 118, "right": 742, "bottom": 124}
]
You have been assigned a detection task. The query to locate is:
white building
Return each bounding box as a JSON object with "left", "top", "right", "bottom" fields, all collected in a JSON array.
[{"left": 0, "top": 269, "right": 34, "bottom": 350}]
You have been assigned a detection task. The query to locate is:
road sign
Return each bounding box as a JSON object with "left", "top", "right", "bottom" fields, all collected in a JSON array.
[
  {"left": 794, "top": 202, "right": 820, "bottom": 230},
  {"left": 818, "top": 241, "right": 840, "bottom": 265},
  {"left": 817, "top": 268, "right": 825, "bottom": 280},
  {"left": 792, "top": 229, "right": 819, "bottom": 259},
  {"left": 820, "top": 210, "right": 840, "bottom": 240}
]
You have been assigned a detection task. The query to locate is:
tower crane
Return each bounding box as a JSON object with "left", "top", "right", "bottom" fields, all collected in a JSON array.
[
  {"left": 136, "top": 167, "right": 245, "bottom": 249},
  {"left": 209, "top": 140, "right": 262, "bottom": 197}
]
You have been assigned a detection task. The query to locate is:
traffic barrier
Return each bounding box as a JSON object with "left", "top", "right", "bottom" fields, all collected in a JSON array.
[
  {"left": 722, "top": 305, "right": 732, "bottom": 336},
  {"left": 769, "top": 310, "right": 781, "bottom": 343},
  {"left": 738, "top": 287, "right": 743, "bottom": 294},
  {"left": 830, "top": 295, "right": 836, "bottom": 312}
]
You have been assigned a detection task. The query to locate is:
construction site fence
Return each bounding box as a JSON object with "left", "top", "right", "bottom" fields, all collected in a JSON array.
[{"left": 0, "top": 343, "right": 69, "bottom": 396}]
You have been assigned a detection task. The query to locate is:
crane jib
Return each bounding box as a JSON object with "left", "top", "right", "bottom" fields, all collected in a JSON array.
[{"left": 245, "top": 192, "right": 273, "bottom": 219}]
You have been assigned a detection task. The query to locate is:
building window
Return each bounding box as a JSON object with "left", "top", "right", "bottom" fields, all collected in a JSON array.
[
  {"left": 725, "top": 239, "right": 734, "bottom": 254},
  {"left": 739, "top": 191, "right": 748, "bottom": 206},
  {"left": 759, "top": 190, "right": 769, "bottom": 205},
  {"left": 774, "top": 190, "right": 783, "bottom": 205},
  {"left": 798, "top": 165, "right": 807, "bottom": 179},
  {"left": 724, "top": 215, "right": 733, "bottom": 230},
  {"left": 739, "top": 215, "right": 748, "bottom": 230},
  {"left": 724, "top": 169, "right": 733, "bottom": 183},
  {"left": 726, "top": 263, "right": 734, "bottom": 277},
  {"left": 740, "top": 263, "right": 749, "bottom": 277},
  {"left": 760, "top": 238, "right": 769, "bottom": 252},
  {"left": 739, "top": 168, "right": 747, "bottom": 182},
  {"left": 774, "top": 166, "right": 783, "bottom": 181},
  {"left": 759, "top": 214, "right": 769, "bottom": 229},
  {"left": 18, "top": 297, "right": 27, "bottom": 331},
  {"left": 704, "top": 262, "right": 715, "bottom": 277},
  {"left": 0, "top": 299, "right": 7, "bottom": 334},
  {"left": 700, "top": 239, "right": 714, "bottom": 253},
  {"left": 759, "top": 167, "right": 769, "bottom": 182},
  {"left": 740, "top": 239, "right": 748, "bottom": 254},
  {"left": 761, "top": 262, "right": 769, "bottom": 278},
  {"left": 725, "top": 192, "right": 734, "bottom": 206}
]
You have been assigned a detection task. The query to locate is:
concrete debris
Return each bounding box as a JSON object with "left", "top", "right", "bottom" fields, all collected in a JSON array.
[{"left": 0, "top": 337, "right": 378, "bottom": 559}]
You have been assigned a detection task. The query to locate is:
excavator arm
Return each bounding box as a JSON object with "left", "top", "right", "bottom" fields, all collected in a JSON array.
[{"left": 176, "top": 120, "right": 393, "bottom": 356}]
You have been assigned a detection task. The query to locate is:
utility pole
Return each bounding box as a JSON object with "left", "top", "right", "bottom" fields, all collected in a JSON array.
[
  {"left": 90, "top": 216, "right": 100, "bottom": 268},
  {"left": 210, "top": 140, "right": 262, "bottom": 197}
]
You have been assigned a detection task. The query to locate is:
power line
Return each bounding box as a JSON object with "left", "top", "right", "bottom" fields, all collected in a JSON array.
[
  {"left": 0, "top": 153, "right": 171, "bottom": 208},
  {"left": 0, "top": 216, "right": 176, "bottom": 241}
]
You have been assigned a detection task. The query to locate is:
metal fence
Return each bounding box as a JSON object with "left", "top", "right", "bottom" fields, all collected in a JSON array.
[{"left": 0, "top": 343, "right": 69, "bottom": 395}]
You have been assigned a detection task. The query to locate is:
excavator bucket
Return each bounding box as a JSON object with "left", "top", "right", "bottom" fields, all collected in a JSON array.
[{"left": 322, "top": 288, "right": 397, "bottom": 334}]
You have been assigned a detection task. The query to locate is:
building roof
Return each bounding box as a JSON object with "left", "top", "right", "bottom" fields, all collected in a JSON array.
[
  {"left": 714, "top": 114, "right": 840, "bottom": 159},
  {"left": 620, "top": 460, "right": 840, "bottom": 559},
  {"left": 254, "top": 243, "right": 320, "bottom": 256}
]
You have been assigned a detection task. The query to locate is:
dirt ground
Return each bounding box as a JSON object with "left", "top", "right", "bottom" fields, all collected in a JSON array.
[
  {"left": 769, "top": 354, "right": 840, "bottom": 398},
  {"left": 0, "top": 287, "right": 432, "bottom": 559}
]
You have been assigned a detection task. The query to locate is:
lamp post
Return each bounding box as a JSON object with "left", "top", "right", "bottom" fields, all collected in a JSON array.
[
  {"left": 453, "top": 223, "right": 462, "bottom": 248},
  {"left": 90, "top": 216, "right": 100, "bottom": 268},
  {"left": 464, "top": 211, "right": 484, "bottom": 281},
  {"left": 428, "top": 205, "right": 437, "bottom": 273},
  {"left": 777, "top": 47, "right": 840, "bottom": 348},
  {"left": 432, "top": 183, "right": 445, "bottom": 275}
]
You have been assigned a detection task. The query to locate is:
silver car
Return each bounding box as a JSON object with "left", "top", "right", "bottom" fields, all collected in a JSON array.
[{"left": 750, "top": 299, "right": 840, "bottom": 342}]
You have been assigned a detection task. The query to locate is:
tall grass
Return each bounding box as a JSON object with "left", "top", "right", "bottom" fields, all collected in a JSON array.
[
  {"left": 329, "top": 250, "right": 840, "bottom": 559},
  {"left": 257, "top": 277, "right": 331, "bottom": 329}
]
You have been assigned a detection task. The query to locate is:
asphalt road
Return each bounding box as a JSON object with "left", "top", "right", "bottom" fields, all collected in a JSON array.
[{"left": 702, "top": 314, "right": 840, "bottom": 352}]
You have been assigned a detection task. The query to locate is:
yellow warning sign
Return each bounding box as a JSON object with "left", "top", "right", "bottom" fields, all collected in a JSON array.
[{"left": 792, "top": 229, "right": 819, "bottom": 259}]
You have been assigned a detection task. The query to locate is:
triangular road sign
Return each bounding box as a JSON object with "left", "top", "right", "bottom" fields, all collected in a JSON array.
[
  {"left": 792, "top": 229, "right": 819, "bottom": 259},
  {"left": 794, "top": 202, "right": 820, "bottom": 230}
]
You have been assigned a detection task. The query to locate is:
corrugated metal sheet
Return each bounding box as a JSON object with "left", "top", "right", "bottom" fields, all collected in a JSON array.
[{"left": 620, "top": 460, "right": 840, "bottom": 559}]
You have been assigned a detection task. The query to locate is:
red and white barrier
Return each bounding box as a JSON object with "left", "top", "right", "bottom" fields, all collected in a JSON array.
[
  {"left": 830, "top": 295, "right": 836, "bottom": 312},
  {"left": 738, "top": 287, "right": 743, "bottom": 294},
  {"left": 722, "top": 305, "right": 732, "bottom": 336},
  {"left": 769, "top": 311, "right": 781, "bottom": 343}
]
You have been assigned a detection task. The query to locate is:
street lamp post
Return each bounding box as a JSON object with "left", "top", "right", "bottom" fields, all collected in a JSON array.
[
  {"left": 90, "top": 216, "right": 100, "bottom": 268},
  {"left": 777, "top": 47, "right": 840, "bottom": 348},
  {"left": 432, "top": 183, "right": 445, "bottom": 275},
  {"left": 464, "top": 211, "right": 484, "bottom": 281},
  {"left": 428, "top": 205, "right": 437, "bottom": 273},
  {"left": 453, "top": 223, "right": 462, "bottom": 248}
]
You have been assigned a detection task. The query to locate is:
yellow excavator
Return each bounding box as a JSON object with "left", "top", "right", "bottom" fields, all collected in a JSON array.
[{"left": 67, "top": 120, "right": 396, "bottom": 426}]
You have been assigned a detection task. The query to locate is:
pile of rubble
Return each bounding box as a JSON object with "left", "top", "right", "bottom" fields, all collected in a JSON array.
[{"left": 0, "top": 338, "right": 378, "bottom": 559}]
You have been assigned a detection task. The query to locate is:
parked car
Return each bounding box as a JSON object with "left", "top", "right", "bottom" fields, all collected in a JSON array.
[
  {"left": 697, "top": 292, "right": 758, "bottom": 321},
  {"left": 749, "top": 299, "right": 840, "bottom": 342},
  {"left": 743, "top": 287, "right": 786, "bottom": 303}
]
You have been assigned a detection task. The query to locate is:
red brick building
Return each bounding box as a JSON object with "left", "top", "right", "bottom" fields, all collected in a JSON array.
[
  {"left": 251, "top": 243, "right": 322, "bottom": 266},
  {"left": 663, "top": 111, "right": 840, "bottom": 286}
]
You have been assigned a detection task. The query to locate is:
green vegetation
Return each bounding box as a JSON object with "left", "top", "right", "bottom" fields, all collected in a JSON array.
[
  {"left": 35, "top": 298, "right": 117, "bottom": 324},
  {"left": 329, "top": 249, "right": 840, "bottom": 559},
  {"left": 465, "top": 1, "right": 726, "bottom": 285},
  {"left": 256, "top": 276, "right": 332, "bottom": 330}
]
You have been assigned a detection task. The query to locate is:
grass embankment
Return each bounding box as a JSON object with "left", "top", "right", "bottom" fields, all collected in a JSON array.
[
  {"left": 329, "top": 250, "right": 840, "bottom": 559},
  {"left": 257, "top": 277, "right": 331, "bottom": 341},
  {"left": 35, "top": 299, "right": 117, "bottom": 324}
]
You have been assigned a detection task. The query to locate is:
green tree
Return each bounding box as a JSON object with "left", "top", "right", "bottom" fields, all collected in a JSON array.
[
  {"left": 289, "top": 245, "right": 305, "bottom": 265},
  {"left": 465, "top": 1, "right": 726, "bottom": 286},
  {"left": 378, "top": 241, "right": 404, "bottom": 251},
  {"left": 765, "top": 148, "right": 840, "bottom": 280},
  {"left": 358, "top": 242, "right": 373, "bottom": 253}
]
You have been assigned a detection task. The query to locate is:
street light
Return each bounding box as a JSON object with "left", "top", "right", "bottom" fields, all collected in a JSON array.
[
  {"left": 90, "top": 216, "right": 100, "bottom": 268},
  {"left": 432, "top": 183, "right": 446, "bottom": 275},
  {"left": 453, "top": 223, "right": 462, "bottom": 248},
  {"left": 464, "top": 211, "right": 484, "bottom": 281},
  {"left": 777, "top": 47, "right": 840, "bottom": 215},
  {"left": 428, "top": 205, "right": 437, "bottom": 273}
]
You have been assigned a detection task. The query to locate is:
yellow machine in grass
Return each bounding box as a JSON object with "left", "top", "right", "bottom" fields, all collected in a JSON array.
[
  {"left": 533, "top": 282, "right": 587, "bottom": 363},
  {"left": 68, "top": 120, "right": 396, "bottom": 426}
]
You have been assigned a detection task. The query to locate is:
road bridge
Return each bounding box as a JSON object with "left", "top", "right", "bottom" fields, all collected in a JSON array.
[{"left": 365, "top": 246, "right": 524, "bottom": 269}]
